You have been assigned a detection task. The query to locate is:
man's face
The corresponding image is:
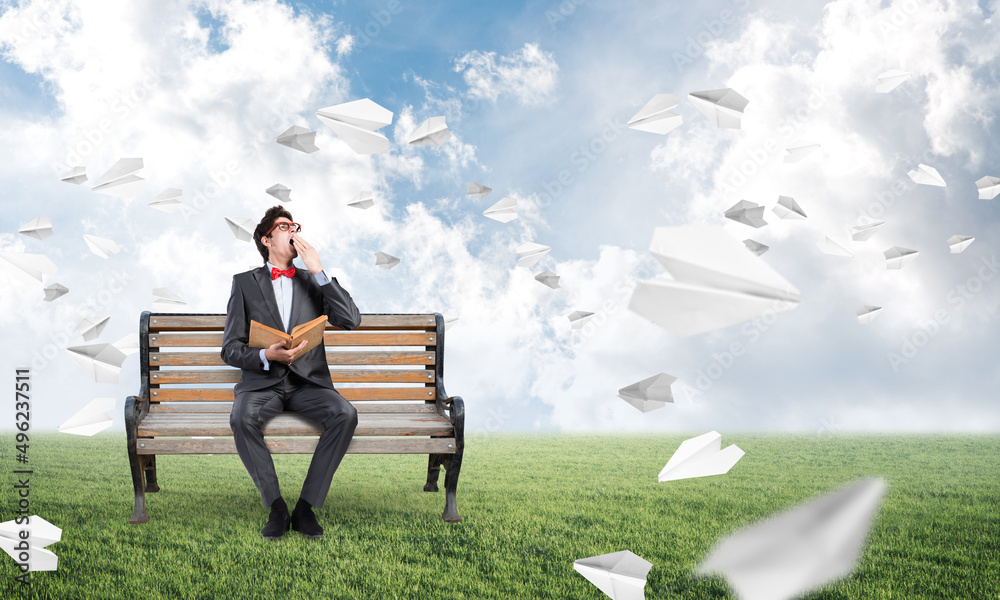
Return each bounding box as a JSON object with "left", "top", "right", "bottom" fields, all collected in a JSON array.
[{"left": 265, "top": 217, "right": 298, "bottom": 262}]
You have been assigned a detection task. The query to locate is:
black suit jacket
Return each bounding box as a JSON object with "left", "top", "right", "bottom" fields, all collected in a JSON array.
[{"left": 220, "top": 265, "right": 362, "bottom": 394}]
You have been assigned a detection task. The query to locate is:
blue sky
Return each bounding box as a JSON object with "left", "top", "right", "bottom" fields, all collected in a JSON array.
[{"left": 1, "top": 0, "right": 999, "bottom": 433}]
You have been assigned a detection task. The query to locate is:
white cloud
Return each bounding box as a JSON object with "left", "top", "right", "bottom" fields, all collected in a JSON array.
[{"left": 453, "top": 42, "right": 558, "bottom": 106}]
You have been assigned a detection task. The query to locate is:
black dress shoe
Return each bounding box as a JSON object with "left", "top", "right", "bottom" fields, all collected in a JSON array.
[
  {"left": 262, "top": 505, "right": 291, "bottom": 539},
  {"left": 291, "top": 504, "right": 324, "bottom": 538}
]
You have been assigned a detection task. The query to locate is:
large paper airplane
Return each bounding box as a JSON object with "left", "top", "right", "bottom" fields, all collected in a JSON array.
[
  {"left": 276, "top": 125, "right": 320, "bottom": 153},
  {"left": 484, "top": 197, "right": 517, "bottom": 222},
  {"left": 0, "top": 251, "right": 58, "bottom": 283},
  {"left": 408, "top": 116, "right": 453, "bottom": 146},
  {"left": 66, "top": 343, "right": 128, "bottom": 384},
  {"left": 467, "top": 181, "right": 493, "bottom": 199},
  {"left": 316, "top": 98, "right": 393, "bottom": 154},
  {"left": 148, "top": 188, "right": 183, "bottom": 213},
  {"left": 0, "top": 516, "right": 62, "bottom": 572},
  {"left": 875, "top": 69, "right": 911, "bottom": 93},
  {"left": 947, "top": 235, "right": 974, "bottom": 253},
  {"left": 618, "top": 373, "right": 676, "bottom": 413},
  {"left": 91, "top": 158, "right": 146, "bottom": 198},
  {"left": 907, "top": 164, "right": 946, "bottom": 187},
  {"left": 976, "top": 175, "right": 1000, "bottom": 199},
  {"left": 83, "top": 234, "right": 121, "bottom": 259},
  {"left": 658, "top": 431, "right": 744, "bottom": 482},
  {"left": 516, "top": 242, "right": 550, "bottom": 267},
  {"left": 60, "top": 166, "right": 87, "bottom": 185},
  {"left": 627, "top": 93, "right": 682, "bottom": 135},
  {"left": 628, "top": 225, "right": 801, "bottom": 337},
  {"left": 573, "top": 550, "right": 653, "bottom": 600},
  {"left": 18, "top": 217, "right": 53, "bottom": 240},
  {"left": 725, "top": 200, "right": 767, "bottom": 228},
  {"left": 696, "top": 478, "right": 887, "bottom": 600},
  {"left": 58, "top": 397, "right": 116, "bottom": 436},
  {"left": 689, "top": 88, "right": 748, "bottom": 129}
]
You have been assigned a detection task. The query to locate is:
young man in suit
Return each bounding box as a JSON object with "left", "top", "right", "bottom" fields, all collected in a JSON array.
[{"left": 221, "top": 205, "right": 362, "bottom": 539}]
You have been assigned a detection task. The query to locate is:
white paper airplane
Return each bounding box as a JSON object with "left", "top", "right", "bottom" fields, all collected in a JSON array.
[
  {"left": 266, "top": 183, "right": 292, "bottom": 202},
  {"left": 850, "top": 220, "right": 885, "bottom": 242},
  {"left": 689, "top": 88, "right": 749, "bottom": 129},
  {"left": 348, "top": 191, "right": 374, "bottom": 209},
  {"left": 484, "top": 197, "right": 517, "bottom": 222},
  {"left": 772, "top": 196, "right": 807, "bottom": 220},
  {"left": 316, "top": 98, "right": 393, "bottom": 154},
  {"left": 444, "top": 317, "right": 459, "bottom": 330},
  {"left": 907, "top": 164, "right": 945, "bottom": 187},
  {"left": 659, "top": 431, "right": 744, "bottom": 482},
  {"left": 573, "top": 550, "right": 653, "bottom": 600},
  {"left": 276, "top": 125, "right": 320, "bottom": 153},
  {"left": 374, "top": 251, "right": 400, "bottom": 269},
  {"left": 0, "top": 515, "right": 62, "bottom": 572},
  {"left": 60, "top": 166, "right": 87, "bottom": 185},
  {"left": 856, "top": 305, "right": 882, "bottom": 324},
  {"left": 467, "top": 181, "right": 493, "bottom": 199},
  {"left": 743, "top": 239, "right": 769, "bottom": 256},
  {"left": 91, "top": 158, "right": 146, "bottom": 198},
  {"left": 947, "top": 235, "right": 974, "bottom": 254},
  {"left": 225, "top": 216, "right": 255, "bottom": 242},
  {"left": 76, "top": 315, "right": 110, "bottom": 341},
  {"left": 628, "top": 226, "right": 801, "bottom": 337},
  {"left": 975, "top": 176, "right": 1000, "bottom": 200},
  {"left": 408, "top": 116, "right": 453, "bottom": 146},
  {"left": 725, "top": 200, "right": 767, "bottom": 228},
  {"left": 817, "top": 236, "right": 854, "bottom": 257},
  {"left": 618, "top": 373, "right": 676, "bottom": 413},
  {"left": 66, "top": 343, "right": 128, "bottom": 384},
  {"left": 627, "top": 93, "right": 683, "bottom": 135},
  {"left": 148, "top": 188, "right": 183, "bottom": 213},
  {"left": 783, "top": 144, "right": 820, "bottom": 163},
  {"left": 0, "top": 251, "right": 59, "bottom": 283},
  {"left": 18, "top": 217, "right": 53, "bottom": 241},
  {"left": 516, "top": 242, "right": 550, "bottom": 267},
  {"left": 83, "top": 234, "right": 121, "bottom": 259},
  {"left": 152, "top": 287, "right": 187, "bottom": 306},
  {"left": 43, "top": 283, "right": 69, "bottom": 302},
  {"left": 110, "top": 332, "right": 139, "bottom": 355},
  {"left": 58, "top": 397, "right": 116, "bottom": 436},
  {"left": 568, "top": 310, "right": 595, "bottom": 329},
  {"left": 875, "top": 69, "right": 911, "bottom": 93},
  {"left": 696, "top": 477, "right": 887, "bottom": 600},
  {"left": 884, "top": 246, "right": 918, "bottom": 270},
  {"left": 535, "top": 270, "right": 561, "bottom": 289}
]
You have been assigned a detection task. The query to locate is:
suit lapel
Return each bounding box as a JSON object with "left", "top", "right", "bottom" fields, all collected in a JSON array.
[{"left": 253, "top": 266, "right": 285, "bottom": 330}]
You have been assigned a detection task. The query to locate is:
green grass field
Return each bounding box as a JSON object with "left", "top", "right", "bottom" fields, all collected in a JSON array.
[{"left": 0, "top": 433, "right": 997, "bottom": 599}]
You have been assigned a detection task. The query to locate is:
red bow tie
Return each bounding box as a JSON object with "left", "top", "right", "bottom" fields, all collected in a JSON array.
[{"left": 270, "top": 266, "right": 296, "bottom": 280}]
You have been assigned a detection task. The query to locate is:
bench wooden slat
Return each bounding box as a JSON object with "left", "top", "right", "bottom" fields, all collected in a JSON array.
[
  {"left": 150, "top": 368, "right": 436, "bottom": 385},
  {"left": 150, "top": 350, "right": 436, "bottom": 367},
  {"left": 138, "top": 413, "right": 453, "bottom": 437},
  {"left": 148, "top": 332, "right": 437, "bottom": 348},
  {"left": 149, "top": 388, "right": 435, "bottom": 402},
  {"left": 147, "top": 314, "right": 438, "bottom": 331},
  {"left": 136, "top": 437, "right": 457, "bottom": 455},
  {"left": 149, "top": 403, "right": 438, "bottom": 414}
]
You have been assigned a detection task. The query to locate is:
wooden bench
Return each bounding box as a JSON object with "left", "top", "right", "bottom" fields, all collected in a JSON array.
[{"left": 124, "top": 311, "right": 465, "bottom": 524}]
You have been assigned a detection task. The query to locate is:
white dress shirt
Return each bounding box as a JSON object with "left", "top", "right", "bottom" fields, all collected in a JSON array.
[{"left": 259, "top": 261, "right": 331, "bottom": 371}]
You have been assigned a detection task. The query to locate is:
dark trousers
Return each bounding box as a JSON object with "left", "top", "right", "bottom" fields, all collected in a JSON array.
[{"left": 230, "top": 371, "right": 358, "bottom": 509}]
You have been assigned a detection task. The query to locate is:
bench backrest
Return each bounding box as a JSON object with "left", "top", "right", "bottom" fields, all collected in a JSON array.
[{"left": 141, "top": 312, "right": 445, "bottom": 405}]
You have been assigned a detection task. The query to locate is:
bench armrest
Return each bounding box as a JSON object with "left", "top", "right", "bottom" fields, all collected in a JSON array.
[{"left": 125, "top": 383, "right": 151, "bottom": 428}]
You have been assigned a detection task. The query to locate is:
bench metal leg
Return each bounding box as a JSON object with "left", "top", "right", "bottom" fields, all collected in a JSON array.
[
  {"left": 144, "top": 455, "right": 160, "bottom": 493},
  {"left": 441, "top": 451, "right": 463, "bottom": 523},
  {"left": 423, "top": 453, "right": 444, "bottom": 492},
  {"left": 127, "top": 445, "right": 149, "bottom": 524}
]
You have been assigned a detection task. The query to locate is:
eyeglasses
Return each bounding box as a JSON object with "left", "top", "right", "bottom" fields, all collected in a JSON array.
[{"left": 264, "top": 221, "right": 302, "bottom": 237}]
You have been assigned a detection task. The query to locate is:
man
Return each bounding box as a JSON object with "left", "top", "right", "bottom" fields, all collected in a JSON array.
[{"left": 221, "top": 205, "right": 362, "bottom": 539}]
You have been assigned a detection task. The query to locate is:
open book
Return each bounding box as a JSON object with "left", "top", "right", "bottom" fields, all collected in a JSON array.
[{"left": 248, "top": 315, "right": 329, "bottom": 364}]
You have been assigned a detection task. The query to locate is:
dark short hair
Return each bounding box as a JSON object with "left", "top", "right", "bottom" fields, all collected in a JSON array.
[{"left": 253, "top": 205, "right": 294, "bottom": 264}]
